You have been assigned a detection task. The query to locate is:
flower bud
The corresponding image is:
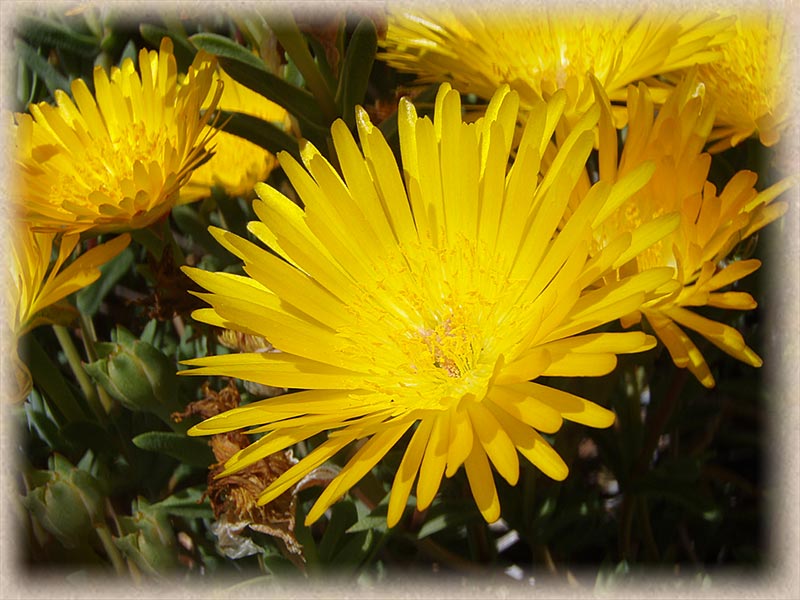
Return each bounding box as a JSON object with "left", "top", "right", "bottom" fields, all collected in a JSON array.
[
  {"left": 22, "top": 454, "right": 105, "bottom": 549},
  {"left": 114, "top": 498, "right": 178, "bottom": 576},
  {"left": 85, "top": 326, "right": 180, "bottom": 417}
]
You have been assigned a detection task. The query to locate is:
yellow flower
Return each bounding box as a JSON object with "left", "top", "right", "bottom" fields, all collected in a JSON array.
[
  {"left": 692, "top": 12, "right": 790, "bottom": 152},
  {"left": 14, "top": 38, "right": 222, "bottom": 234},
  {"left": 181, "top": 83, "right": 673, "bottom": 526},
  {"left": 381, "top": 7, "right": 734, "bottom": 127},
  {"left": 180, "top": 68, "right": 291, "bottom": 202},
  {"left": 8, "top": 228, "right": 131, "bottom": 401},
  {"left": 587, "top": 74, "right": 793, "bottom": 387}
]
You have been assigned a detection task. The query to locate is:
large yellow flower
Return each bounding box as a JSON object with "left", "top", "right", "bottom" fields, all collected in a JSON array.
[
  {"left": 14, "top": 38, "right": 222, "bottom": 234},
  {"left": 381, "top": 7, "right": 734, "bottom": 127},
  {"left": 182, "top": 84, "right": 674, "bottom": 526},
  {"left": 8, "top": 228, "right": 130, "bottom": 401},
  {"left": 586, "top": 74, "right": 793, "bottom": 387},
  {"left": 180, "top": 68, "right": 291, "bottom": 203},
  {"left": 691, "top": 12, "right": 790, "bottom": 152}
]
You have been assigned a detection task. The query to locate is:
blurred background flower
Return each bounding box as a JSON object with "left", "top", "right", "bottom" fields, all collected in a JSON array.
[
  {"left": 686, "top": 12, "right": 790, "bottom": 152},
  {"left": 583, "top": 73, "right": 792, "bottom": 387},
  {"left": 179, "top": 68, "right": 291, "bottom": 203},
  {"left": 380, "top": 6, "right": 734, "bottom": 128}
]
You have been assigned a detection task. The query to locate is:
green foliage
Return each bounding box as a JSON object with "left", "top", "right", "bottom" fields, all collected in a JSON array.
[
  {"left": 22, "top": 454, "right": 106, "bottom": 549},
  {"left": 132, "top": 431, "right": 214, "bottom": 468},
  {"left": 114, "top": 498, "right": 180, "bottom": 576}
]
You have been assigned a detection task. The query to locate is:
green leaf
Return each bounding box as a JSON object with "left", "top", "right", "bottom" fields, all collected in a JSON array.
[
  {"left": 152, "top": 486, "right": 214, "bottom": 520},
  {"left": 305, "top": 33, "right": 339, "bottom": 93},
  {"left": 632, "top": 463, "right": 717, "bottom": 516},
  {"left": 139, "top": 24, "right": 196, "bottom": 72},
  {"left": 189, "top": 32, "right": 265, "bottom": 69},
  {"left": 132, "top": 431, "right": 214, "bottom": 468},
  {"left": 331, "top": 529, "right": 373, "bottom": 571},
  {"left": 215, "top": 110, "right": 301, "bottom": 161},
  {"left": 263, "top": 10, "right": 338, "bottom": 122},
  {"left": 119, "top": 39, "right": 138, "bottom": 65},
  {"left": 317, "top": 501, "right": 358, "bottom": 563},
  {"left": 346, "top": 502, "right": 390, "bottom": 535},
  {"left": 190, "top": 33, "right": 329, "bottom": 139},
  {"left": 25, "top": 391, "right": 69, "bottom": 452},
  {"left": 16, "top": 39, "right": 71, "bottom": 99},
  {"left": 17, "top": 16, "right": 99, "bottom": 57},
  {"left": 416, "top": 502, "right": 478, "bottom": 540},
  {"left": 76, "top": 246, "right": 134, "bottom": 317},
  {"left": 336, "top": 17, "right": 378, "bottom": 128},
  {"left": 61, "top": 420, "right": 117, "bottom": 455},
  {"left": 139, "top": 319, "right": 158, "bottom": 346},
  {"left": 26, "top": 334, "right": 88, "bottom": 424}
]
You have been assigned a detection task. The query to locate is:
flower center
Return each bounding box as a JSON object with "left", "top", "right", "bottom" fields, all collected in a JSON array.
[
  {"left": 417, "top": 314, "right": 474, "bottom": 379},
  {"left": 50, "top": 122, "right": 169, "bottom": 212}
]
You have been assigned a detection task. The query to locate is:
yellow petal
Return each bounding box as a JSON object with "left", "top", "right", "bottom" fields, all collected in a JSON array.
[
  {"left": 388, "top": 418, "right": 434, "bottom": 527},
  {"left": 463, "top": 441, "right": 500, "bottom": 523}
]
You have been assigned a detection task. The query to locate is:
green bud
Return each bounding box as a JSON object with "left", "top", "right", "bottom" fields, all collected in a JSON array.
[
  {"left": 22, "top": 454, "right": 105, "bottom": 549},
  {"left": 85, "top": 325, "right": 180, "bottom": 417},
  {"left": 114, "top": 498, "right": 178, "bottom": 576}
]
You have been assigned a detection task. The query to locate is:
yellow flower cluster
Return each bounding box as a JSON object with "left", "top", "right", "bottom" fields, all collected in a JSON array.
[
  {"left": 182, "top": 10, "right": 793, "bottom": 523},
  {"left": 10, "top": 10, "right": 793, "bottom": 526}
]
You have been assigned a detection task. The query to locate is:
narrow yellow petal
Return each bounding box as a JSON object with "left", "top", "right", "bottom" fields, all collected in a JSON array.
[
  {"left": 444, "top": 408, "right": 474, "bottom": 478},
  {"left": 489, "top": 406, "right": 569, "bottom": 481},
  {"left": 468, "top": 402, "right": 519, "bottom": 485},
  {"left": 388, "top": 418, "right": 434, "bottom": 527},
  {"left": 306, "top": 420, "right": 414, "bottom": 524},
  {"left": 463, "top": 441, "right": 500, "bottom": 524},
  {"left": 510, "top": 382, "right": 616, "bottom": 428},
  {"left": 258, "top": 433, "right": 358, "bottom": 507},
  {"left": 180, "top": 353, "right": 366, "bottom": 390},
  {"left": 487, "top": 386, "right": 563, "bottom": 434},
  {"left": 416, "top": 411, "right": 450, "bottom": 511},
  {"left": 541, "top": 353, "right": 618, "bottom": 377}
]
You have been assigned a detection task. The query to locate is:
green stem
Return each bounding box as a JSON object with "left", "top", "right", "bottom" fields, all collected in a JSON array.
[
  {"left": 634, "top": 367, "right": 689, "bottom": 476},
  {"left": 96, "top": 524, "right": 126, "bottom": 576},
  {"left": 78, "top": 313, "right": 114, "bottom": 413},
  {"left": 619, "top": 494, "right": 636, "bottom": 561},
  {"left": 620, "top": 366, "right": 688, "bottom": 562},
  {"left": 159, "top": 216, "right": 185, "bottom": 266},
  {"left": 637, "top": 496, "right": 660, "bottom": 562},
  {"left": 52, "top": 325, "right": 106, "bottom": 423},
  {"left": 413, "top": 537, "right": 487, "bottom": 574}
]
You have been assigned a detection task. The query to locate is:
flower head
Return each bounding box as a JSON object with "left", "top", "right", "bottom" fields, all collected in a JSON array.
[
  {"left": 692, "top": 12, "right": 790, "bottom": 151},
  {"left": 180, "top": 68, "right": 291, "bottom": 203},
  {"left": 182, "top": 84, "right": 672, "bottom": 525},
  {"left": 381, "top": 7, "right": 734, "bottom": 127},
  {"left": 14, "top": 38, "right": 222, "bottom": 234},
  {"left": 8, "top": 229, "right": 130, "bottom": 401},
  {"left": 587, "top": 74, "right": 793, "bottom": 387}
]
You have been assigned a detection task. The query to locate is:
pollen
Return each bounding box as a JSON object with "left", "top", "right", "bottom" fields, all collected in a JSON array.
[{"left": 416, "top": 312, "right": 476, "bottom": 379}]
